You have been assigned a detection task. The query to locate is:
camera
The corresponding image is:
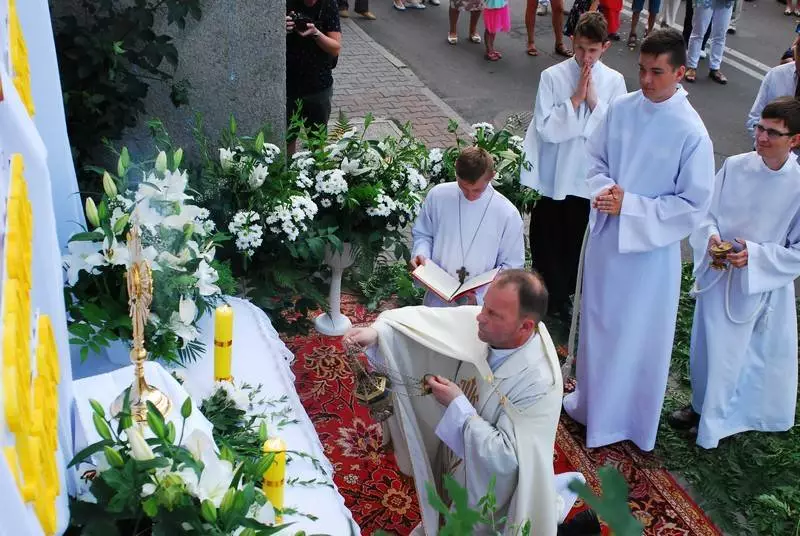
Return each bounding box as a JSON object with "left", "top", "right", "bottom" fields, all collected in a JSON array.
[{"left": 289, "top": 11, "right": 314, "bottom": 32}]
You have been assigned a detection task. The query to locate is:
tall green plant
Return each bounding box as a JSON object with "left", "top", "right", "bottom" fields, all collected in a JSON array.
[{"left": 53, "top": 0, "right": 201, "bottom": 191}]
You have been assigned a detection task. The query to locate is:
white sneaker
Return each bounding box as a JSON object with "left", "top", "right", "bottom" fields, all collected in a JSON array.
[
  {"left": 537, "top": 3, "right": 550, "bottom": 14},
  {"left": 699, "top": 46, "right": 708, "bottom": 59},
  {"left": 428, "top": 0, "right": 441, "bottom": 5}
]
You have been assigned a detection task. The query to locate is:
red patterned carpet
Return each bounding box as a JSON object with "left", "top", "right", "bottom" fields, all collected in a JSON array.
[{"left": 284, "top": 296, "right": 721, "bottom": 535}]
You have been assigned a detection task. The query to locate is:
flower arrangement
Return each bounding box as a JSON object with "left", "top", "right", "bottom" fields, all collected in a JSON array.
[
  {"left": 70, "top": 397, "right": 292, "bottom": 536},
  {"left": 294, "top": 114, "right": 429, "bottom": 260},
  {"left": 426, "top": 121, "right": 539, "bottom": 214},
  {"left": 191, "top": 117, "right": 338, "bottom": 332},
  {"left": 63, "top": 147, "right": 234, "bottom": 364}
]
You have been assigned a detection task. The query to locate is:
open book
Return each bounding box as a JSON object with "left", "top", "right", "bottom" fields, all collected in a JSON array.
[{"left": 411, "top": 261, "right": 500, "bottom": 303}]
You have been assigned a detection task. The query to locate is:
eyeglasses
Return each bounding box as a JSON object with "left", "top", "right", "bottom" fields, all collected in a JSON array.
[{"left": 755, "top": 124, "right": 793, "bottom": 140}]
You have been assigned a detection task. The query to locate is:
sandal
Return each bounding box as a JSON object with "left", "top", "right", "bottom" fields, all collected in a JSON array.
[
  {"left": 470, "top": 33, "right": 482, "bottom": 43},
  {"left": 627, "top": 32, "right": 637, "bottom": 48},
  {"left": 709, "top": 69, "right": 728, "bottom": 84},
  {"left": 447, "top": 34, "right": 458, "bottom": 44},
  {"left": 785, "top": 6, "right": 793, "bottom": 14},
  {"left": 485, "top": 51, "right": 501, "bottom": 61},
  {"left": 555, "top": 43, "right": 573, "bottom": 57},
  {"left": 392, "top": 0, "right": 406, "bottom": 10},
  {"left": 527, "top": 43, "right": 539, "bottom": 56},
  {"left": 685, "top": 67, "right": 697, "bottom": 83}
]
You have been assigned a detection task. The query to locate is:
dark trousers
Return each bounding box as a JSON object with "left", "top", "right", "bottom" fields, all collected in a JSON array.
[
  {"left": 338, "top": 0, "right": 369, "bottom": 11},
  {"left": 683, "top": 2, "right": 712, "bottom": 48},
  {"left": 530, "top": 195, "right": 590, "bottom": 310}
]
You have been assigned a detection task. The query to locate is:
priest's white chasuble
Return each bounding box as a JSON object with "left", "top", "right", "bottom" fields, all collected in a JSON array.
[
  {"left": 370, "top": 306, "right": 563, "bottom": 536},
  {"left": 521, "top": 58, "right": 628, "bottom": 200},
  {"left": 689, "top": 151, "right": 800, "bottom": 449},
  {"left": 562, "top": 87, "right": 716, "bottom": 452},
  {"left": 411, "top": 183, "right": 525, "bottom": 307}
]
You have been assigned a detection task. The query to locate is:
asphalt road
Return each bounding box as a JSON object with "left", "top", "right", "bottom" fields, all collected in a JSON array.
[{"left": 351, "top": 0, "right": 796, "bottom": 165}]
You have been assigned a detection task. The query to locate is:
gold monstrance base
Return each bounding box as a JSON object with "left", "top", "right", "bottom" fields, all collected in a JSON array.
[{"left": 110, "top": 348, "right": 172, "bottom": 422}]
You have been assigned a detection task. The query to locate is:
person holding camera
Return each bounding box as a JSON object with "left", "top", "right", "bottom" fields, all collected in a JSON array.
[{"left": 286, "top": 0, "right": 342, "bottom": 154}]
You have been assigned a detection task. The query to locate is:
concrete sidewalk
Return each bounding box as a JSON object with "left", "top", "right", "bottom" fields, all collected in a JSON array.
[{"left": 331, "top": 18, "right": 471, "bottom": 148}]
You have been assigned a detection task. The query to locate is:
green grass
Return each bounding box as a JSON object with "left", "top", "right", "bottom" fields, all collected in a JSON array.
[{"left": 655, "top": 263, "right": 800, "bottom": 536}]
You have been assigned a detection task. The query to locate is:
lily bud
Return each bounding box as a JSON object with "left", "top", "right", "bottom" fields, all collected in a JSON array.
[
  {"left": 113, "top": 213, "right": 130, "bottom": 235},
  {"left": 102, "top": 172, "right": 118, "bottom": 197},
  {"left": 103, "top": 446, "right": 125, "bottom": 468},
  {"left": 85, "top": 198, "right": 100, "bottom": 228},
  {"left": 219, "top": 487, "right": 236, "bottom": 515},
  {"left": 173, "top": 148, "right": 184, "bottom": 169},
  {"left": 200, "top": 500, "right": 217, "bottom": 523},
  {"left": 155, "top": 151, "right": 168, "bottom": 174},
  {"left": 125, "top": 426, "right": 155, "bottom": 461}
]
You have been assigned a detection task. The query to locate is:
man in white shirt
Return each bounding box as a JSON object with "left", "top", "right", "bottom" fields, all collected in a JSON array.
[
  {"left": 562, "top": 29, "right": 715, "bottom": 452},
  {"left": 522, "top": 12, "right": 627, "bottom": 319},
  {"left": 746, "top": 35, "right": 799, "bottom": 140},
  {"left": 410, "top": 147, "right": 525, "bottom": 307},
  {"left": 343, "top": 271, "right": 598, "bottom": 535},
  {"left": 670, "top": 97, "right": 800, "bottom": 449}
]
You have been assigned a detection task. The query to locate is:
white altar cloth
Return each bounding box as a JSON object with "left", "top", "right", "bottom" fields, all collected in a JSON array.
[{"left": 70, "top": 297, "right": 359, "bottom": 535}]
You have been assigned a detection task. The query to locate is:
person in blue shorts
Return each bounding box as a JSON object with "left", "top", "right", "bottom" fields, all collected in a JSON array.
[{"left": 626, "top": 0, "right": 660, "bottom": 47}]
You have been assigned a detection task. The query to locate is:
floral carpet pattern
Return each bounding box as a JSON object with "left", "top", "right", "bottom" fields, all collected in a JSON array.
[{"left": 284, "top": 296, "right": 721, "bottom": 535}]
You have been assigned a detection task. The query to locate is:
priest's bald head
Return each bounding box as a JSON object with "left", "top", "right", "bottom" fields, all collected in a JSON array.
[{"left": 477, "top": 269, "right": 549, "bottom": 349}]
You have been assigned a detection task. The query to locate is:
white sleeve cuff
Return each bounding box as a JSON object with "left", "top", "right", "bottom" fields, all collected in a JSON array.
[{"left": 434, "top": 394, "right": 477, "bottom": 459}]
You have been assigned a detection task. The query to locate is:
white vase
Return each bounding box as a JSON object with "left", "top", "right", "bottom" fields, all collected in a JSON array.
[{"left": 314, "top": 242, "right": 358, "bottom": 336}]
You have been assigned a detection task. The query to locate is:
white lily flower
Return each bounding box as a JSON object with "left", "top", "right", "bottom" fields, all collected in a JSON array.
[
  {"left": 340, "top": 157, "right": 368, "bottom": 176},
  {"left": 182, "top": 429, "right": 217, "bottom": 462},
  {"left": 162, "top": 204, "right": 206, "bottom": 231},
  {"left": 103, "top": 236, "right": 130, "bottom": 267},
  {"left": 63, "top": 240, "right": 105, "bottom": 285},
  {"left": 194, "top": 260, "right": 221, "bottom": 296},
  {"left": 125, "top": 426, "right": 155, "bottom": 461},
  {"left": 249, "top": 163, "right": 269, "bottom": 189},
  {"left": 195, "top": 455, "right": 234, "bottom": 508},
  {"left": 141, "top": 482, "right": 157, "bottom": 498},
  {"left": 169, "top": 309, "right": 199, "bottom": 344},
  {"left": 179, "top": 295, "right": 197, "bottom": 324},
  {"left": 219, "top": 148, "right": 235, "bottom": 171}
]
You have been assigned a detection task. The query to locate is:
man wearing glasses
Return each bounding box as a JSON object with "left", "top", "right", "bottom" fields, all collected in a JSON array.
[
  {"left": 745, "top": 26, "right": 800, "bottom": 150},
  {"left": 670, "top": 97, "right": 800, "bottom": 449}
]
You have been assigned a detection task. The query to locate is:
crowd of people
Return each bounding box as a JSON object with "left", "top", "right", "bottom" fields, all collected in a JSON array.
[
  {"left": 338, "top": 10, "right": 799, "bottom": 536},
  {"left": 284, "top": 1, "right": 800, "bottom": 533}
]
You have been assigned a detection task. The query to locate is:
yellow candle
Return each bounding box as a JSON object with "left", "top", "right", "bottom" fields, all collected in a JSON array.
[
  {"left": 262, "top": 437, "right": 287, "bottom": 522},
  {"left": 214, "top": 305, "right": 234, "bottom": 381}
]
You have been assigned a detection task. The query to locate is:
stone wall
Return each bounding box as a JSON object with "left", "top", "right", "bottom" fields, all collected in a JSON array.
[{"left": 54, "top": 1, "right": 286, "bottom": 158}]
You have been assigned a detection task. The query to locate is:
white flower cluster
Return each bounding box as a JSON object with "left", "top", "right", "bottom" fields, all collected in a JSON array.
[
  {"left": 366, "top": 193, "right": 397, "bottom": 217},
  {"left": 406, "top": 166, "right": 428, "bottom": 191},
  {"left": 265, "top": 194, "right": 318, "bottom": 242},
  {"left": 248, "top": 163, "right": 269, "bottom": 189},
  {"left": 314, "top": 169, "right": 349, "bottom": 202},
  {"left": 262, "top": 142, "right": 281, "bottom": 165},
  {"left": 471, "top": 122, "right": 495, "bottom": 138},
  {"left": 228, "top": 210, "right": 264, "bottom": 257},
  {"left": 509, "top": 135, "right": 524, "bottom": 151}
]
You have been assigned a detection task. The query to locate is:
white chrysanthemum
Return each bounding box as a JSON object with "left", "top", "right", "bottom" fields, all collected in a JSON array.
[
  {"left": 366, "top": 193, "right": 397, "bottom": 217},
  {"left": 406, "top": 166, "right": 427, "bottom": 191},
  {"left": 320, "top": 198, "right": 332, "bottom": 208},
  {"left": 314, "top": 169, "right": 349, "bottom": 196},
  {"left": 428, "top": 148, "right": 444, "bottom": 164},
  {"left": 228, "top": 210, "right": 263, "bottom": 257},
  {"left": 470, "top": 122, "right": 495, "bottom": 139},
  {"left": 262, "top": 143, "right": 281, "bottom": 165},
  {"left": 509, "top": 135, "right": 524, "bottom": 149}
]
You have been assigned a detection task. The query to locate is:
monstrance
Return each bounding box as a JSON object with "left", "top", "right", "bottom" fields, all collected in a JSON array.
[{"left": 110, "top": 223, "right": 172, "bottom": 421}]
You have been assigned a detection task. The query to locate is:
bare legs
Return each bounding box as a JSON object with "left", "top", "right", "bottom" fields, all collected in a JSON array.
[
  {"left": 449, "top": 8, "right": 482, "bottom": 41},
  {"left": 526, "top": 0, "right": 570, "bottom": 56}
]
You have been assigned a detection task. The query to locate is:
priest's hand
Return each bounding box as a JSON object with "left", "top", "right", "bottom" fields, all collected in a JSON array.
[
  {"left": 706, "top": 234, "right": 722, "bottom": 257},
  {"left": 409, "top": 254, "right": 427, "bottom": 270},
  {"left": 427, "top": 375, "right": 463, "bottom": 407},
  {"left": 342, "top": 327, "right": 379, "bottom": 349},
  {"left": 570, "top": 63, "right": 591, "bottom": 110},
  {"left": 593, "top": 185, "right": 623, "bottom": 215},
  {"left": 727, "top": 239, "right": 748, "bottom": 268}
]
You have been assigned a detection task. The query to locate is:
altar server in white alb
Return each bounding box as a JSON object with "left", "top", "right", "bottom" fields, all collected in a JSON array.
[
  {"left": 669, "top": 97, "right": 800, "bottom": 449},
  {"left": 522, "top": 12, "right": 626, "bottom": 319},
  {"left": 745, "top": 35, "right": 799, "bottom": 141},
  {"left": 562, "top": 29, "right": 716, "bottom": 452},
  {"left": 343, "top": 271, "right": 598, "bottom": 536},
  {"left": 410, "top": 147, "right": 525, "bottom": 307}
]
